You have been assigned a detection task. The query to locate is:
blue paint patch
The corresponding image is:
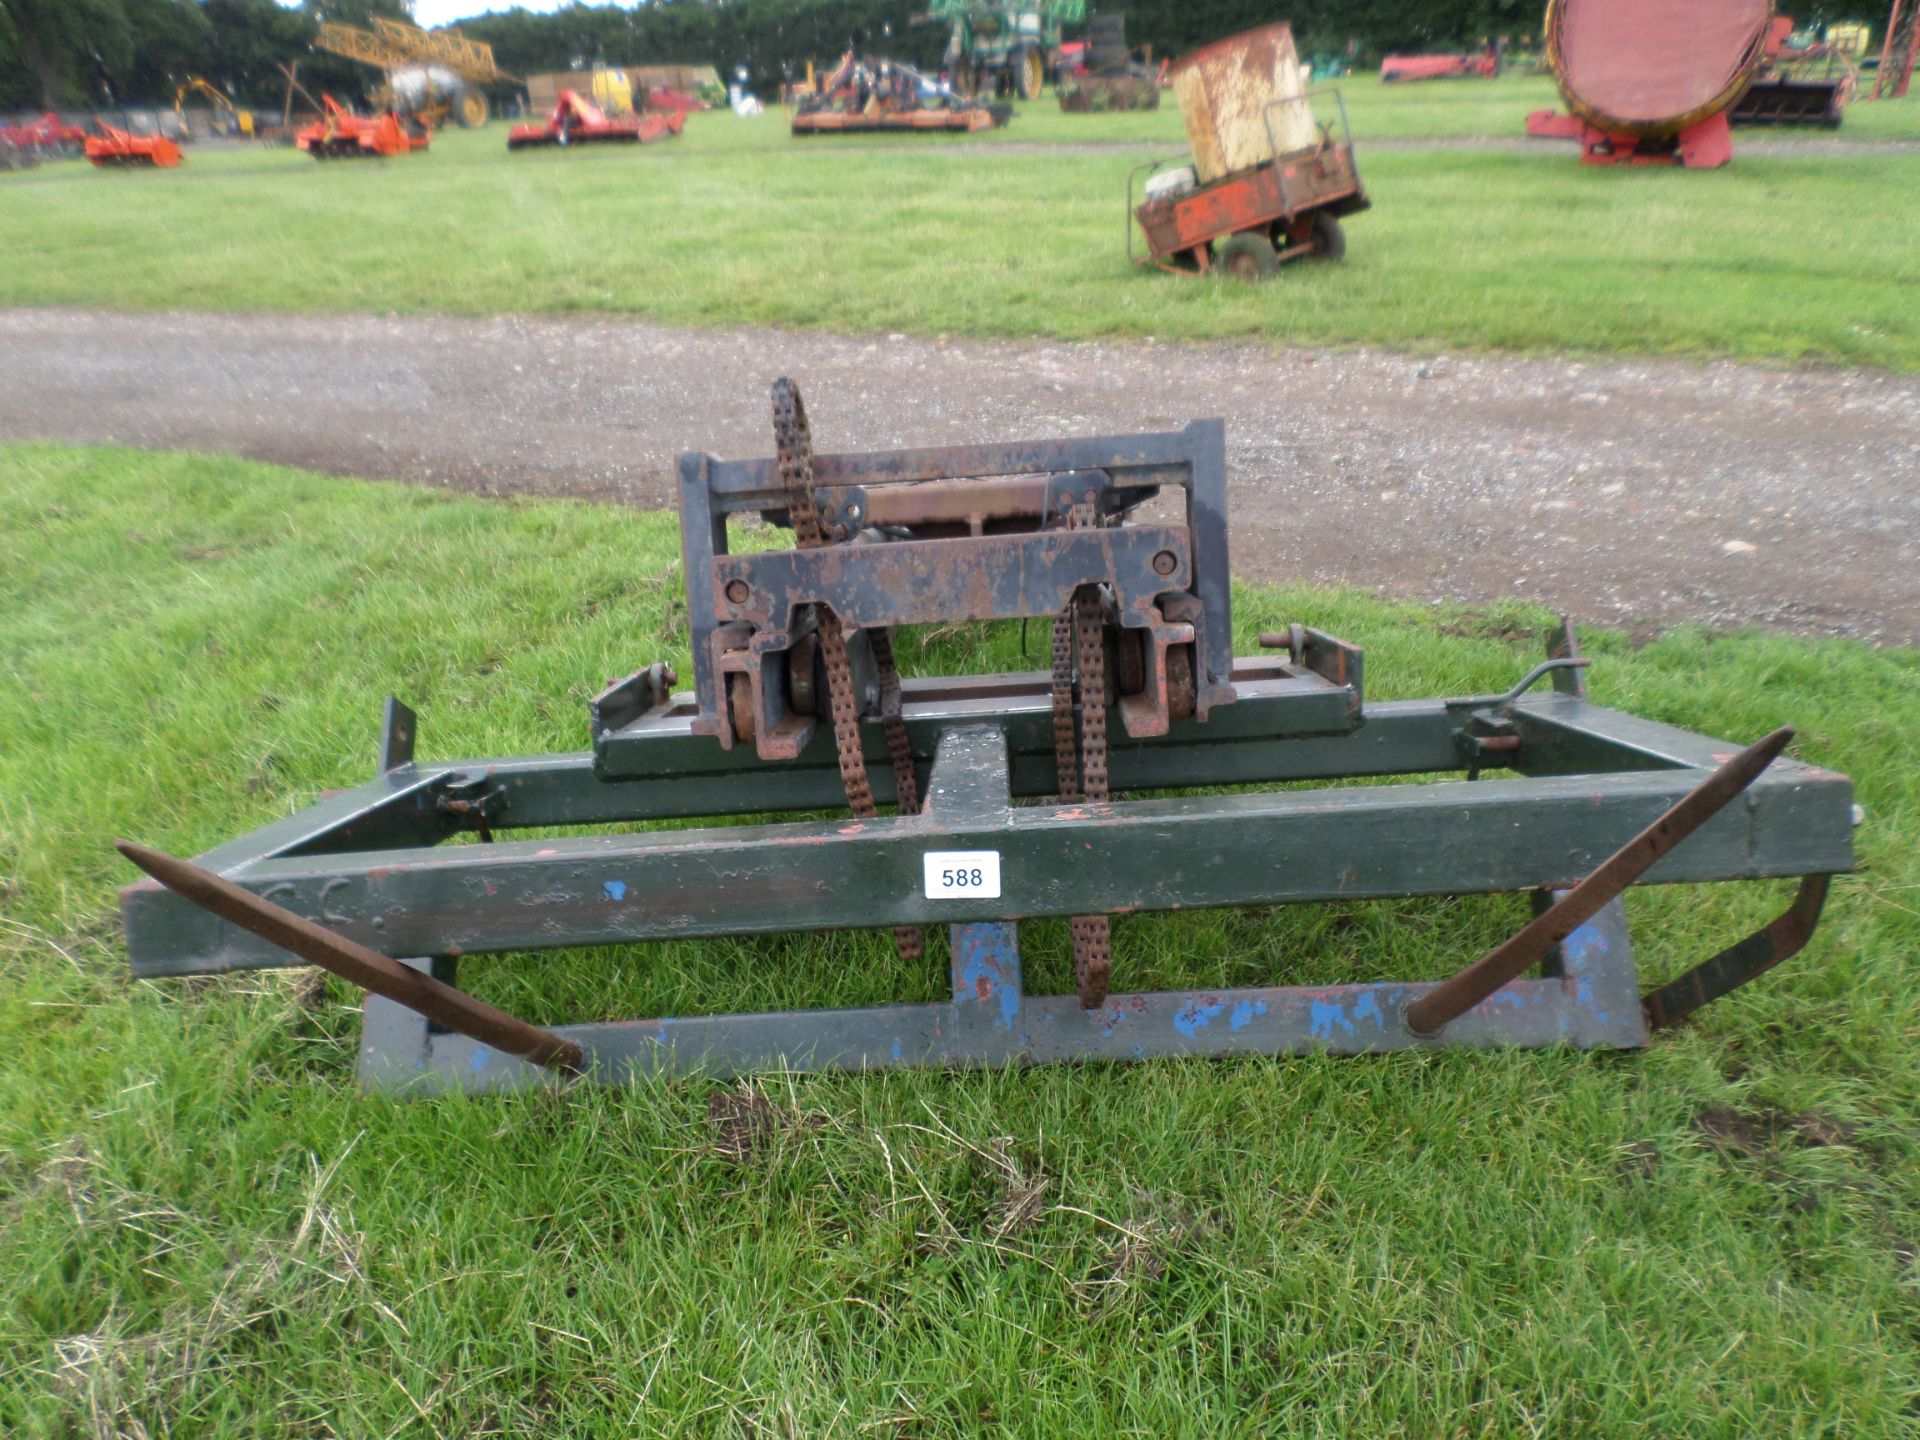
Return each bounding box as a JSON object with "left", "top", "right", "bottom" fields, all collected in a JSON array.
[
  {"left": 955, "top": 936, "right": 1023, "bottom": 1030},
  {"left": 1173, "top": 1000, "right": 1227, "bottom": 1038},
  {"left": 1352, "top": 992, "right": 1385, "bottom": 1027},
  {"left": 1571, "top": 974, "right": 1610, "bottom": 1025},
  {"left": 890, "top": 1040, "right": 903, "bottom": 1062},
  {"left": 470, "top": 1047, "right": 488, "bottom": 1071},
  {"left": 1309, "top": 1000, "right": 1356, "bottom": 1040},
  {"left": 1228, "top": 999, "right": 1269, "bottom": 1032},
  {"left": 603, "top": 880, "right": 627, "bottom": 902},
  {"left": 1562, "top": 920, "right": 1608, "bottom": 965}
]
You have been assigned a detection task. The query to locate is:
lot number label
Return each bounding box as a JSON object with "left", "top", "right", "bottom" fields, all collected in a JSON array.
[{"left": 922, "top": 851, "right": 1002, "bottom": 900}]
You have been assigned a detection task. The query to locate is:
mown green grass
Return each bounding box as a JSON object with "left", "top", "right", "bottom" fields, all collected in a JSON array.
[
  {"left": 2, "top": 444, "right": 1917, "bottom": 1436},
  {"left": 1, "top": 82, "right": 1916, "bottom": 367}
]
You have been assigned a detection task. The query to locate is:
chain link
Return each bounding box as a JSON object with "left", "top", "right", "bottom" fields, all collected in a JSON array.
[
  {"left": 1070, "top": 583, "right": 1113, "bottom": 1007},
  {"left": 1045, "top": 500, "right": 1112, "bottom": 1008},
  {"left": 1050, "top": 610, "right": 1080, "bottom": 802},
  {"left": 772, "top": 379, "right": 922, "bottom": 963}
]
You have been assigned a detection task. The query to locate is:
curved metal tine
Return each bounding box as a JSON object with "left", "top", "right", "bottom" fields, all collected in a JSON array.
[{"left": 1641, "top": 874, "right": 1832, "bottom": 1030}]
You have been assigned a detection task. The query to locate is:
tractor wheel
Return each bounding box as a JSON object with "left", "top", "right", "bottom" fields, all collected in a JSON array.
[
  {"left": 1308, "top": 212, "right": 1346, "bottom": 262},
  {"left": 1016, "top": 46, "right": 1045, "bottom": 100},
  {"left": 1217, "top": 231, "right": 1278, "bottom": 283},
  {"left": 457, "top": 88, "right": 489, "bottom": 129}
]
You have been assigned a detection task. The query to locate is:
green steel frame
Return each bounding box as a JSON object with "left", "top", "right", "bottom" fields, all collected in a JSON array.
[
  {"left": 120, "top": 643, "right": 1853, "bottom": 1095},
  {"left": 116, "top": 419, "right": 1854, "bottom": 1096}
]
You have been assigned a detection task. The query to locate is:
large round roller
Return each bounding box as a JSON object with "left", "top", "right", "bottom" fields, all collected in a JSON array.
[{"left": 1545, "top": 0, "right": 1773, "bottom": 136}]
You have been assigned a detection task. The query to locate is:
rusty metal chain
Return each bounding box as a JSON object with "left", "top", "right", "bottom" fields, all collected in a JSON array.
[
  {"left": 1045, "top": 499, "right": 1112, "bottom": 1008},
  {"left": 1074, "top": 587, "right": 1111, "bottom": 807},
  {"left": 771, "top": 378, "right": 923, "bottom": 963},
  {"left": 1050, "top": 611, "right": 1080, "bottom": 802},
  {"left": 772, "top": 379, "right": 829, "bottom": 549},
  {"left": 868, "top": 628, "right": 921, "bottom": 819},
  {"left": 1070, "top": 583, "right": 1113, "bottom": 1007}
]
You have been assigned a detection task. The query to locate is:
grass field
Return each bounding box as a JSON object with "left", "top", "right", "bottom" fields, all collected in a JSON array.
[
  {"left": 2, "top": 80, "right": 1917, "bottom": 368},
  {"left": 2, "top": 445, "right": 1917, "bottom": 1436}
]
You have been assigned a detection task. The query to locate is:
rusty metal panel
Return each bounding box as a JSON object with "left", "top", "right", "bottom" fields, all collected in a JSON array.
[
  {"left": 711, "top": 525, "right": 1191, "bottom": 631},
  {"left": 1170, "top": 22, "right": 1315, "bottom": 182}
]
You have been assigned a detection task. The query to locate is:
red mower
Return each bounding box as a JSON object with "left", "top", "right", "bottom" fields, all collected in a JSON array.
[
  {"left": 1379, "top": 50, "right": 1501, "bottom": 82},
  {"left": 297, "top": 96, "right": 431, "bottom": 160},
  {"left": 85, "top": 125, "right": 183, "bottom": 169},
  {"left": 507, "top": 90, "right": 686, "bottom": 150}
]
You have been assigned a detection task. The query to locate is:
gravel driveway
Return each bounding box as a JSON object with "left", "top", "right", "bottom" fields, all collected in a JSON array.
[{"left": 2, "top": 307, "right": 1913, "bottom": 642}]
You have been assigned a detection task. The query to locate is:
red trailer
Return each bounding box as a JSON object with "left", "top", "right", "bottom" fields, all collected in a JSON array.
[
  {"left": 1128, "top": 88, "right": 1368, "bottom": 280},
  {"left": 507, "top": 90, "right": 685, "bottom": 149}
]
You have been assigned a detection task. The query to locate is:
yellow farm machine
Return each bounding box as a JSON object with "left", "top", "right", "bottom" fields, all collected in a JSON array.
[{"left": 313, "top": 15, "right": 513, "bottom": 129}]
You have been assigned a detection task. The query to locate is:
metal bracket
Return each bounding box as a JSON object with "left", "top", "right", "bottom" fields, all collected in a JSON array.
[
  {"left": 588, "top": 663, "right": 677, "bottom": 740},
  {"left": 436, "top": 774, "right": 507, "bottom": 841},
  {"left": 379, "top": 696, "right": 417, "bottom": 774}
]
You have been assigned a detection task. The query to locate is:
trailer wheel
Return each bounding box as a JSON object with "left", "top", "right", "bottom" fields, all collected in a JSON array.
[
  {"left": 457, "top": 88, "right": 490, "bottom": 129},
  {"left": 1309, "top": 212, "right": 1346, "bottom": 262},
  {"left": 1016, "top": 46, "right": 1045, "bottom": 100},
  {"left": 1217, "top": 232, "right": 1278, "bottom": 283}
]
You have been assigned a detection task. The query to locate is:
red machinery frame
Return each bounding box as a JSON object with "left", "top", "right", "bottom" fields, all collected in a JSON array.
[
  {"left": 84, "top": 124, "right": 182, "bottom": 169},
  {"left": 1872, "top": 0, "right": 1920, "bottom": 98},
  {"left": 1128, "top": 88, "right": 1369, "bottom": 279},
  {"left": 1380, "top": 51, "right": 1500, "bottom": 82},
  {"left": 297, "top": 96, "right": 430, "bottom": 159},
  {"left": 506, "top": 90, "right": 685, "bottom": 149},
  {"left": 2, "top": 111, "right": 89, "bottom": 157},
  {"left": 1524, "top": 108, "right": 1735, "bottom": 167}
]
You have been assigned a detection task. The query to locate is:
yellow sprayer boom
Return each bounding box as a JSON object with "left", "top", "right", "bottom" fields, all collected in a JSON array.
[{"left": 314, "top": 17, "right": 514, "bottom": 86}]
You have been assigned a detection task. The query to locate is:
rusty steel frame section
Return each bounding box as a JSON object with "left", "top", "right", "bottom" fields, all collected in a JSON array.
[{"left": 677, "top": 423, "right": 1235, "bottom": 761}]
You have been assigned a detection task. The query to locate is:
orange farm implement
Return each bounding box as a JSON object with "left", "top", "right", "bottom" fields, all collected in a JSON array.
[
  {"left": 84, "top": 124, "right": 182, "bottom": 168},
  {"left": 1379, "top": 50, "right": 1500, "bottom": 82},
  {"left": 506, "top": 90, "right": 686, "bottom": 149},
  {"left": 790, "top": 52, "right": 1009, "bottom": 135},
  {"left": 297, "top": 96, "right": 431, "bottom": 159}
]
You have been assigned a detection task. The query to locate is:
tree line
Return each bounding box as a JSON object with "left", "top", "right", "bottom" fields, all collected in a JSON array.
[{"left": 3, "top": 0, "right": 1555, "bottom": 113}]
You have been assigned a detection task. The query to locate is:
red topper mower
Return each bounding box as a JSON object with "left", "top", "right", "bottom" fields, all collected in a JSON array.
[
  {"left": 85, "top": 124, "right": 183, "bottom": 168},
  {"left": 506, "top": 90, "right": 686, "bottom": 150},
  {"left": 296, "top": 95, "right": 431, "bottom": 160}
]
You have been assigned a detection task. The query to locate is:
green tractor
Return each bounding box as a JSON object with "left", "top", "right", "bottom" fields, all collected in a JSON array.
[{"left": 935, "top": 0, "right": 1086, "bottom": 99}]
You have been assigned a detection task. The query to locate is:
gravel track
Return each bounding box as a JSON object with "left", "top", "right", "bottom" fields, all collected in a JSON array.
[{"left": 2, "top": 307, "right": 1914, "bottom": 642}]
